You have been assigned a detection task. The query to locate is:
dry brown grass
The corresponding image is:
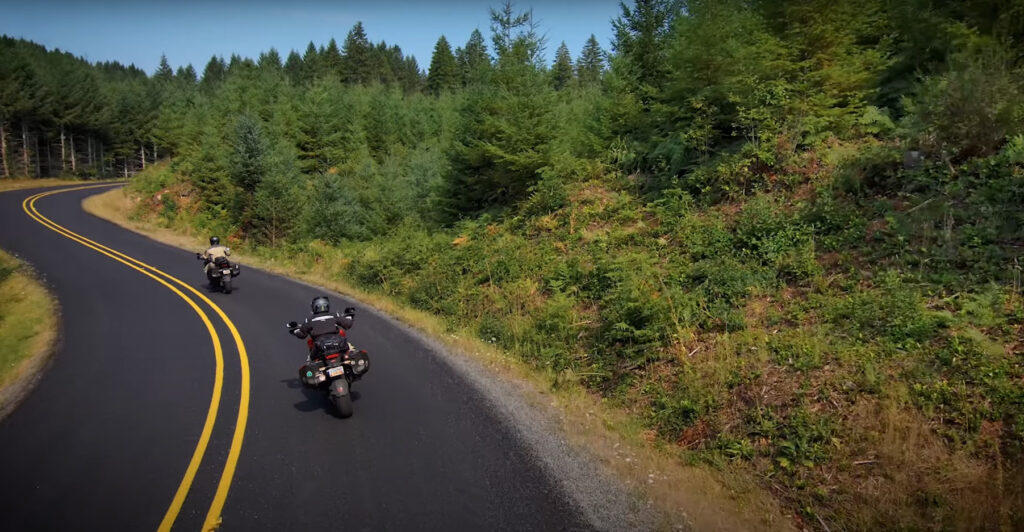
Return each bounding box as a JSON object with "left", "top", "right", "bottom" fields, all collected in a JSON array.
[
  {"left": 83, "top": 186, "right": 797, "bottom": 531},
  {"left": 0, "top": 250, "right": 58, "bottom": 420},
  {"left": 0, "top": 178, "right": 108, "bottom": 193}
]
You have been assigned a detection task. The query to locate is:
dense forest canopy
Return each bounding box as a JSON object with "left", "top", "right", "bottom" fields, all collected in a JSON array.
[{"left": 3, "top": 0, "right": 1024, "bottom": 529}]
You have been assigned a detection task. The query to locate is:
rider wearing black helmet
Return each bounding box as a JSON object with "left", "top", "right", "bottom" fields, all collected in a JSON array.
[
  {"left": 199, "top": 236, "right": 231, "bottom": 276},
  {"left": 291, "top": 296, "right": 355, "bottom": 358}
]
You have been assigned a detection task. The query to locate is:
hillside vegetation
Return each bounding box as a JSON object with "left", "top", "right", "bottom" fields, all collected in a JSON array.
[{"left": 6, "top": 1, "right": 1023, "bottom": 528}]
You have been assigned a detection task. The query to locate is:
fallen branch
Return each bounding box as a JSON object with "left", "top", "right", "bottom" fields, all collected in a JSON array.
[{"left": 853, "top": 459, "right": 878, "bottom": 466}]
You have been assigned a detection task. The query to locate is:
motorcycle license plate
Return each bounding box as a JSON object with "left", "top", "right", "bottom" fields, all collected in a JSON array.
[
  {"left": 222, "top": 269, "right": 232, "bottom": 275},
  {"left": 326, "top": 366, "right": 346, "bottom": 378}
]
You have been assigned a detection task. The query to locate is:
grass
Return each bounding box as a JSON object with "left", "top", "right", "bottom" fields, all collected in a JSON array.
[
  {"left": 0, "top": 177, "right": 120, "bottom": 193},
  {"left": 0, "top": 249, "right": 57, "bottom": 417}
]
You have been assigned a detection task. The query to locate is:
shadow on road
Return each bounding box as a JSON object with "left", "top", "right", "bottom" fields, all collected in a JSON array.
[{"left": 281, "top": 378, "right": 362, "bottom": 414}]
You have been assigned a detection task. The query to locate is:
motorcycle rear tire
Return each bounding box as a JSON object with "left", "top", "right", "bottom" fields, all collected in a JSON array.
[
  {"left": 331, "top": 382, "right": 353, "bottom": 418},
  {"left": 222, "top": 278, "right": 232, "bottom": 294}
]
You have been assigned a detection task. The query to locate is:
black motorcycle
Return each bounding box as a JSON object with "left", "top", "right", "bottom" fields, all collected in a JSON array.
[
  {"left": 196, "top": 253, "right": 240, "bottom": 293},
  {"left": 286, "top": 323, "right": 370, "bottom": 418}
]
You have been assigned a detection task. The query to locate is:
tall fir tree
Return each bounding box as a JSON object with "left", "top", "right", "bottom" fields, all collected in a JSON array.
[
  {"left": 459, "top": 29, "right": 491, "bottom": 86},
  {"left": 576, "top": 34, "right": 604, "bottom": 86},
  {"left": 154, "top": 54, "right": 174, "bottom": 81},
  {"left": 284, "top": 50, "right": 304, "bottom": 85},
  {"left": 199, "top": 55, "right": 226, "bottom": 91},
  {"left": 342, "top": 22, "right": 372, "bottom": 85},
  {"left": 551, "top": 41, "right": 574, "bottom": 90},
  {"left": 426, "top": 36, "right": 459, "bottom": 95},
  {"left": 322, "top": 38, "right": 344, "bottom": 80}
]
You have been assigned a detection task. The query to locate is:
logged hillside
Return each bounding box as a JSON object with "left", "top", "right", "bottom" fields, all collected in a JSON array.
[{"left": 9, "top": 0, "right": 1024, "bottom": 528}]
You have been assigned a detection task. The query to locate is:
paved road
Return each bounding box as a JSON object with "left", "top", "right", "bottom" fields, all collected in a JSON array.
[{"left": 0, "top": 184, "right": 590, "bottom": 531}]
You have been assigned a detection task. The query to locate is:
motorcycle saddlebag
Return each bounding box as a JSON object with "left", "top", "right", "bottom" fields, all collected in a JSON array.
[
  {"left": 299, "top": 362, "right": 326, "bottom": 388},
  {"left": 348, "top": 349, "right": 370, "bottom": 377},
  {"left": 231, "top": 264, "right": 241, "bottom": 277}
]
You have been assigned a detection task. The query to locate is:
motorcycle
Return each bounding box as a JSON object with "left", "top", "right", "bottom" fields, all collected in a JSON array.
[
  {"left": 286, "top": 322, "right": 370, "bottom": 418},
  {"left": 196, "top": 253, "right": 240, "bottom": 293}
]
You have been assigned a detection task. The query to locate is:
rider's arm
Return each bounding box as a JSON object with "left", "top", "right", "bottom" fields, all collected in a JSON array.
[
  {"left": 293, "top": 320, "right": 311, "bottom": 339},
  {"left": 337, "top": 309, "right": 354, "bottom": 330},
  {"left": 225, "top": 247, "right": 231, "bottom": 256}
]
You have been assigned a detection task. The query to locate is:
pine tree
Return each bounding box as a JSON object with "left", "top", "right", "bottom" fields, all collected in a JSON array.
[
  {"left": 154, "top": 54, "right": 174, "bottom": 81},
  {"left": 200, "top": 55, "right": 226, "bottom": 90},
  {"left": 426, "top": 36, "right": 459, "bottom": 95},
  {"left": 551, "top": 41, "right": 574, "bottom": 90},
  {"left": 459, "top": 29, "right": 491, "bottom": 86},
  {"left": 489, "top": 1, "right": 543, "bottom": 67},
  {"left": 342, "top": 22, "right": 372, "bottom": 85},
  {"left": 284, "top": 50, "right": 304, "bottom": 85},
  {"left": 259, "top": 48, "right": 283, "bottom": 71},
  {"left": 302, "top": 42, "right": 320, "bottom": 81},
  {"left": 322, "top": 38, "right": 343, "bottom": 80},
  {"left": 177, "top": 64, "right": 198, "bottom": 84},
  {"left": 576, "top": 34, "right": 604, "bottom": 86}
]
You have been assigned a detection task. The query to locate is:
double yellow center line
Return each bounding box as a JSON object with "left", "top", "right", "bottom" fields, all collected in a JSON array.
[{"left": 22, "top": 184, "right": 250, "bottom": 532}]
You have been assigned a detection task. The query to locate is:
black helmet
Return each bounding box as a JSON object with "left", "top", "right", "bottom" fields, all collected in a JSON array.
[
  {"left": 210, "top": 236, "right": 220, "bottom": 246},
  {"left": 311, "top": 296, "right": 330, "bottom": 314}
]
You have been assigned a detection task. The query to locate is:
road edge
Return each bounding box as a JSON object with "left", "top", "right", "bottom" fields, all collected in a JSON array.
[{"left": 0, "top": 253, "right": 62, "bottom": 423}]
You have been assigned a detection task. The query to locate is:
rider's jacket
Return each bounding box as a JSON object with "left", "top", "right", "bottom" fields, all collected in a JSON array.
[
  {"left": 202, "top": 245, "right": 231, "bottom": 271},
  {"left": 295, "top": 311, "right": 353, "bottom": 339}
]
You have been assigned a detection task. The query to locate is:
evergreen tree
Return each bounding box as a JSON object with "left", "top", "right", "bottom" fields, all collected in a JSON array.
[
  {"left": 322, "top": 38, "right": 344, "bottom": 80},
  {"left": 154, "top": 54, "right": 174, "bottom": 81},
  {"left": 490, "top": 1, "right": 543, "bottom": 67},
  {"left": 576, "top": 34, "right": 604, "bottom": 86},
  {"left": 551, "top": 41, "right": 574, "bottom": 90},
  {"left": 342, "top": 22, "right": 372, "bottom": 85},
  {"left": 459, "top": 29, "right": 492, "bottom": 85},
  {"left": 200, "top": 55, "right": 226, "bottom": 90},
  {"left": 177, "top": 64, "right": 198, "bottom": 84},
  {"left": 302, "top": 41, "right": 320, "bottom": 81},
  {"left": 426, "top": 36, "right": 459, "bottom": 95},
  {"left": 258, "top": 48, "right": 283, "bottom": 72},
  {"left": 284, "top": 50, "right": 304, "bottom": 85}
]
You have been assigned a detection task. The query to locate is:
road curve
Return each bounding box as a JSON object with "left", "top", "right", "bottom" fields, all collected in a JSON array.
[{"left": 0, "top": 185, "right": 592, "bottom": 531}]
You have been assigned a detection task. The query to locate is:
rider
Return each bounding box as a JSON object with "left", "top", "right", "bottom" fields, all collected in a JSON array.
[
  {"left": 290, "top": 296, "right": 355, "bottom": 359},
  {"left": 199, "top": 236, "right": 231, "bottom": 276}
]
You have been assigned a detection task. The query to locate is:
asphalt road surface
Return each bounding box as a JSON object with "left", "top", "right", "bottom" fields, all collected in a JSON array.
[{"left": 0, "top": 184, "right": 592, "bottom": 531}]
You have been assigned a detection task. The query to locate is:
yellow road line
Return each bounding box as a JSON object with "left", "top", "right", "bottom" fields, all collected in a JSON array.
[
  {"left": 24, "top": 185, "right": 251, "bottom": 531},
  {"left": 21, "top": 185, "right": 225, "bottom": 530}
]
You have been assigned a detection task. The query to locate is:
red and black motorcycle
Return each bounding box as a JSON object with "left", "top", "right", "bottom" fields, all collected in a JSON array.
[{"left": 286, "top": 323, "right": 370, "bottom": 418}]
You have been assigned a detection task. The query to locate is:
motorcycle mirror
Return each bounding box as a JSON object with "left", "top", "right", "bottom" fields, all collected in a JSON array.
[{"left": 286, "top": 321, "right": 298, "bottom": 328}]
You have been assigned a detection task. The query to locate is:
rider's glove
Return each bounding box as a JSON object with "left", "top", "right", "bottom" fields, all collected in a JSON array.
[{"left": 344, "top": 307, "right": 355, "bottom": 316}]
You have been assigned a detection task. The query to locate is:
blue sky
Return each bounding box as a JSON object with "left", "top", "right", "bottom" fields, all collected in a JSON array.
[{"left": 0, "top": 0, "right": 624, "bottom": 75}]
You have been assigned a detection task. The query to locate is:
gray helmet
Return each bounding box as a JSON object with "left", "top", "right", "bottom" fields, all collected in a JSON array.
[
  {"left": 210, "top": 236, "right": 220, "bottom": 246},
  {"left": 311, "top": 296, "right": 330, "bottom": 314}
]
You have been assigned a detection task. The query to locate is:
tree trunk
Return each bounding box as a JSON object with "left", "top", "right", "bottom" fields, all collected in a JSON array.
[
  {"left": 46, "top": 140, "right": 53, "bottom": 177},
  {"left": 60, "top": 125, "right": 66, "bottom": 172},
  {"left": 21, "top": 122, "right": 31, "bottom": 177},
  {"left": 70, "top": 132, "right": 77, "bottom": 173},
  {"left": 34, "top": 134, "right": 41, "bottom": 177},
  {"left": 140, "top": 144, "right": 146, "bottom": 170},
  {"left": 99, "top": 143, "right": 104, "bottom": 179},
  {"left": 153, "top": 140, "right": 157, "bottom": 161},
  {"left": 123, "top": 158, "right": 128, "bottom": 179},
  {"left": 87, "top": 136, "right": 93, "bottom": 168},
  {"left": 0, "top": 121, "right": 9, "bottom": 179}
]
